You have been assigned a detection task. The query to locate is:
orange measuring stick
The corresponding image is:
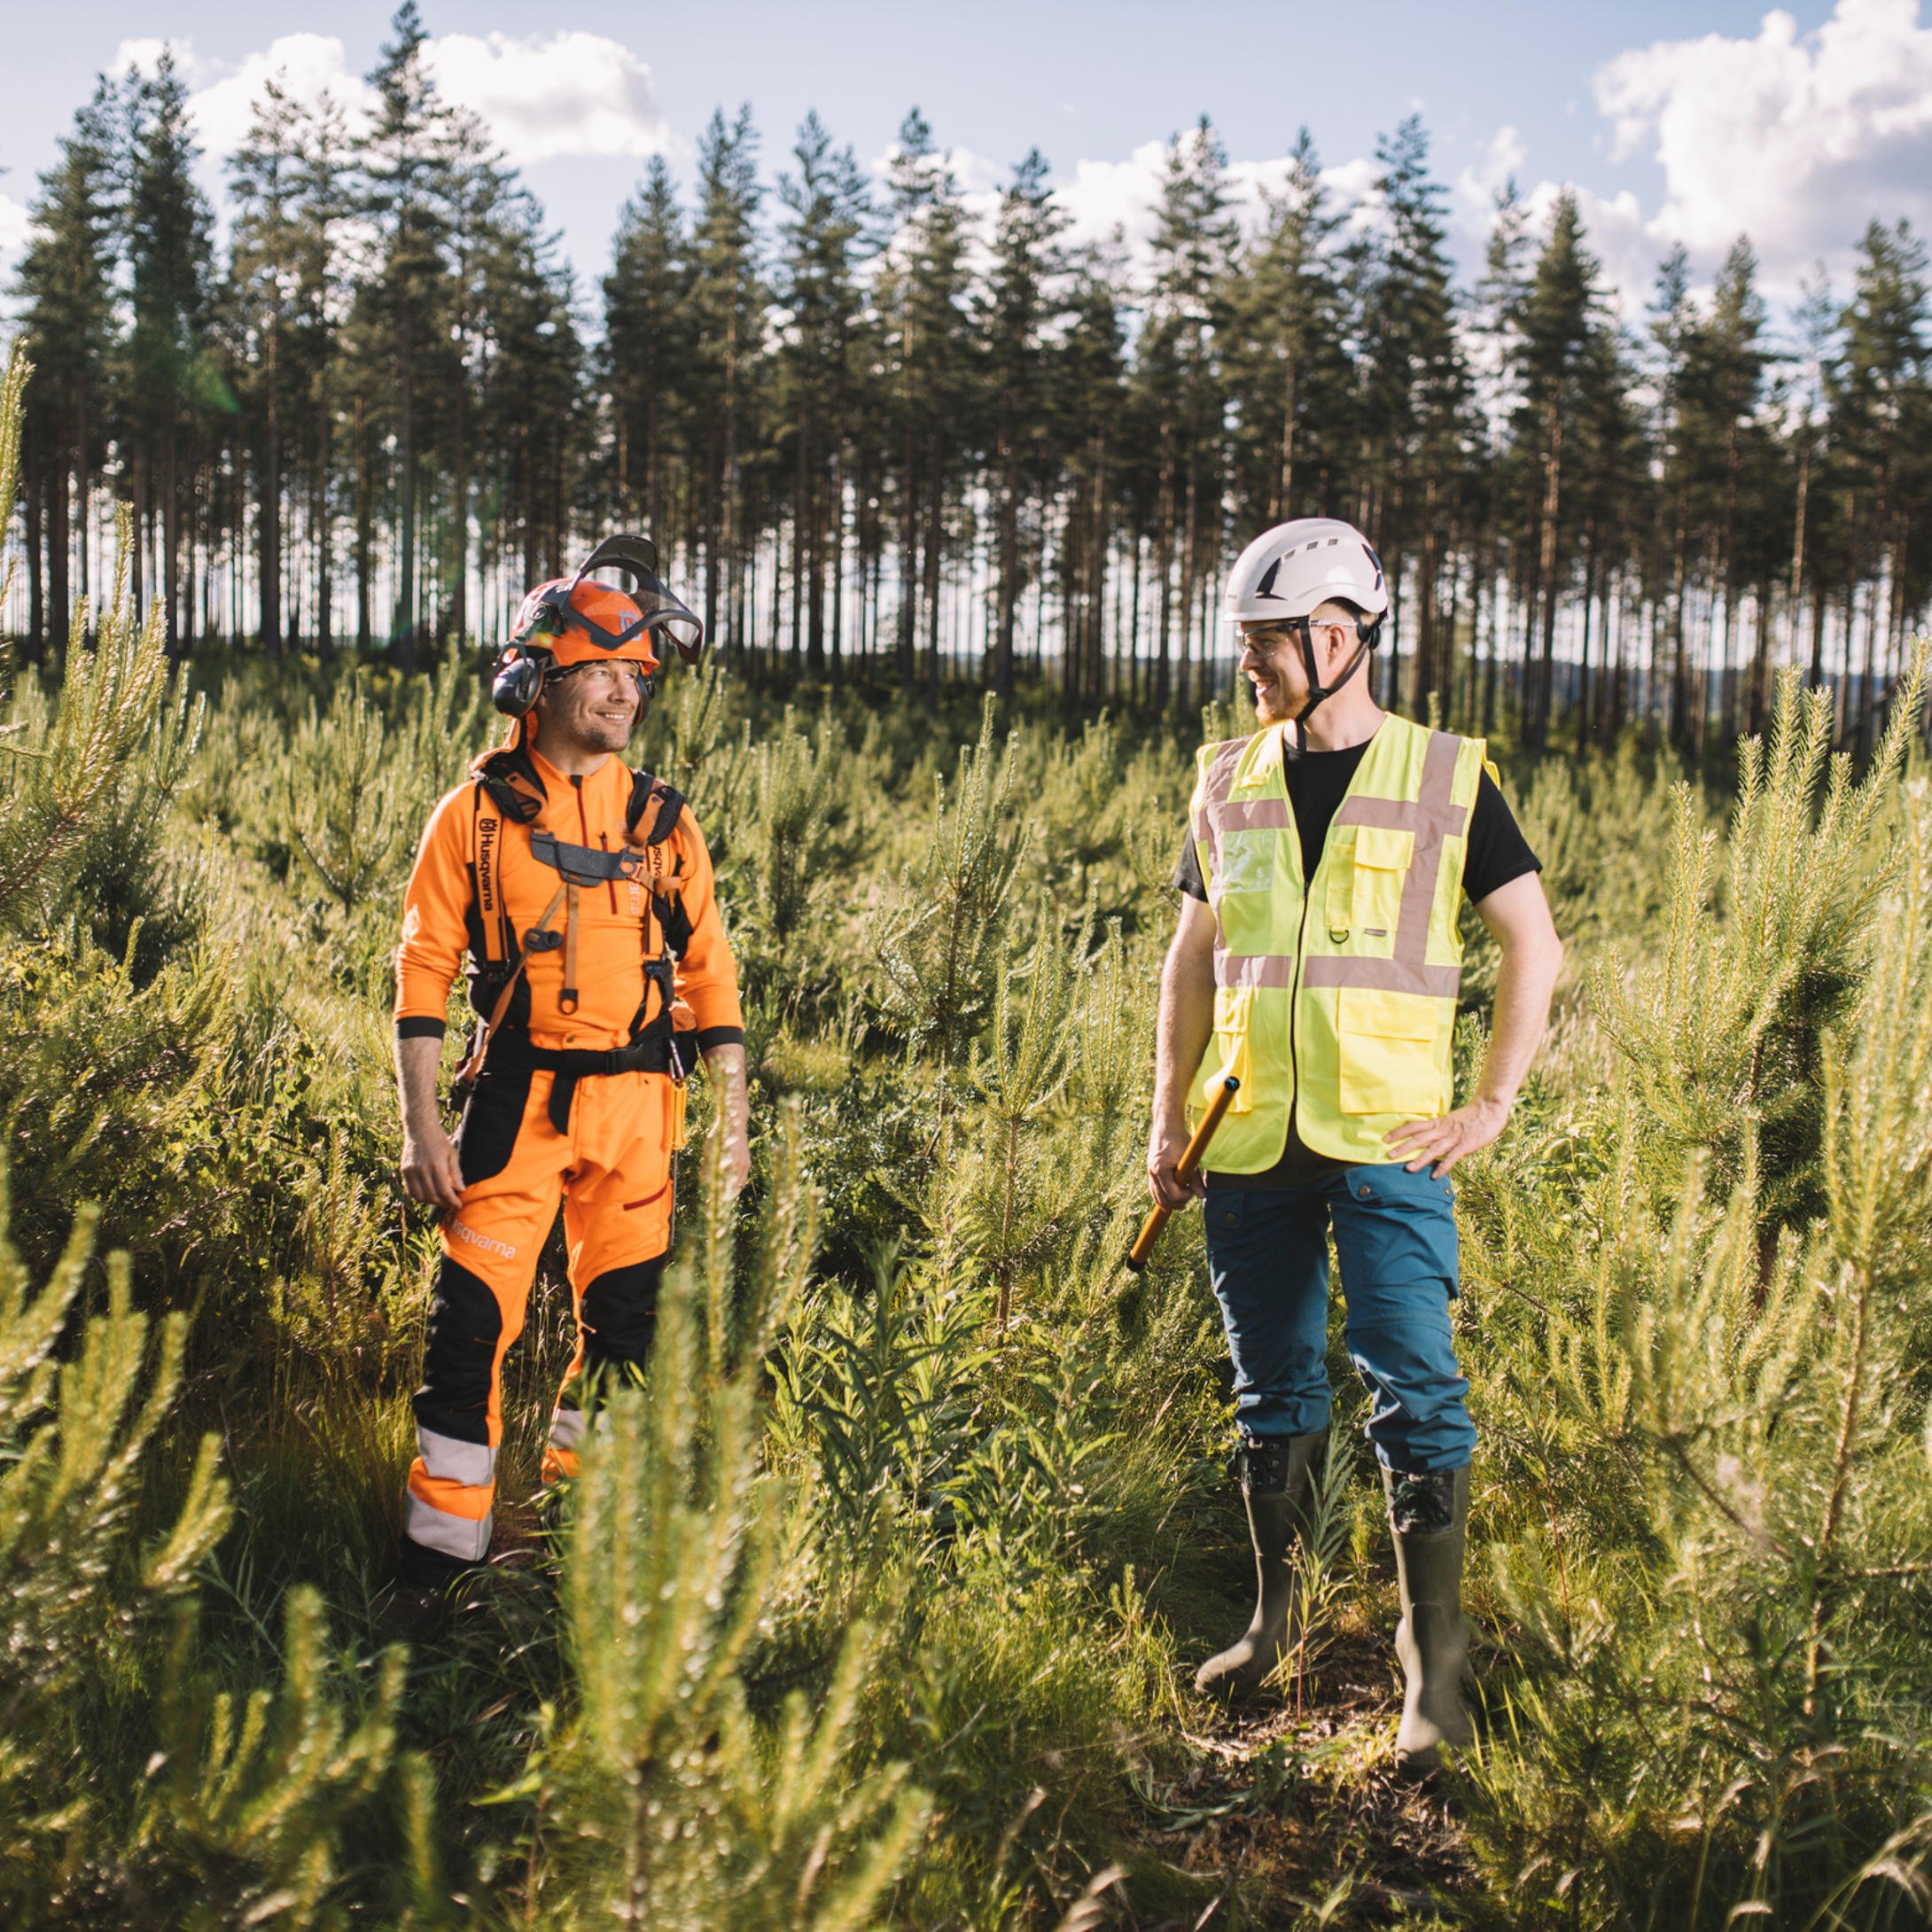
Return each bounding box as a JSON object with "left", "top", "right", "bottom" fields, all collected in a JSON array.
[{"left": 1125, "top": 1075, "right": 1240, "bottom": 1273}]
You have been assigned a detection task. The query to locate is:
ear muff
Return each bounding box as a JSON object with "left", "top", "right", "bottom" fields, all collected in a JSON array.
[{"left": 492, "top": 649, "right": 549, "bottom": 718}]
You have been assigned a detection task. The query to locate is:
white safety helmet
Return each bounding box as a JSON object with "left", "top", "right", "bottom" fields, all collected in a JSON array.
[
  {"left": 1224, "top": 518, "right": 1389, "bottom": 754},
  {"left": 1224, "top": 517, "right": 1389, "bottom": 627}
]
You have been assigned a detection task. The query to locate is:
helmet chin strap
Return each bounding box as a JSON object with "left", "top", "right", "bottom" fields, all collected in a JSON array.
[{"left": 1282, "top": 619, "right": 1375, "bottom": 758}]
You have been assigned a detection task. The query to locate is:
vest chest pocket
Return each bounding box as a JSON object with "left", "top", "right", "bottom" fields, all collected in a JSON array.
[
  {"left": 1204, "top": 985, "right": 1256, "bottom": 1115},
  {"left": 1348, "top": 824, "right": 1412, "bottom": 939},
  {"left": 1336, "top": 985, "right": 1445, "bottom": 1118}
]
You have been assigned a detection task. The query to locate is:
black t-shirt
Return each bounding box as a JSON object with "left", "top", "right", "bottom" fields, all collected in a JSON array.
[{"left": 1172, "top": 728, "right": 1540, "bottom": 1189}]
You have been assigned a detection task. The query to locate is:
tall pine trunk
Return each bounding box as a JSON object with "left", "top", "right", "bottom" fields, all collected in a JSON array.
[
  {"left": 261, "top": 305, "right": 282, "bottom": 652},
  {"left": 1533, "top": 402, "right": 1562, "bottom": 752}
]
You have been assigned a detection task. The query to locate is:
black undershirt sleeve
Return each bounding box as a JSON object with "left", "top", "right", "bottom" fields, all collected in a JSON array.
[
  {"left": 1172, "top": 833, "right": 1208, "bottom": 900},
  {"left": 1461, "top": 769, "right": 1541, "bottom": 904}
]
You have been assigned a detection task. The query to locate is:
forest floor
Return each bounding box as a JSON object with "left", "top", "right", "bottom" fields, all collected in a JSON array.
[
  {"left": 434, "top": 1429, "right": 1481, "bottom": 1927},
  {"left": 1129, "top": 1623, "right": 1483, "bottom": 1927}
]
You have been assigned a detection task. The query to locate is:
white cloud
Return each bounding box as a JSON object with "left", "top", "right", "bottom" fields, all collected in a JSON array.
[
  {"left": 1052, "top": 135, "right": 1381, "bottom": 277},
  {"left": 1056, "top": 138, "right": 1170, "bottom": 255},
  {"left": 111, "top": 37, "right": 179, "bottom": 82},
  {"left": 1593, "top": 0, "right": 1932, "bottom": 286},
  {"left": 113, "top": 30, "right": 666, "bottom": 171},
  {"left": 422, "top": 31, "right": 669, "bottom": 166},
  {"left": 190, "top": 35, "right": 371, "bottom": 157}
]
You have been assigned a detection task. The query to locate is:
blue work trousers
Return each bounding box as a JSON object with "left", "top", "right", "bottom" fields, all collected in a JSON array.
[{"left": 1202, "top": 1163, "right": 1475, "bottom": 1472}]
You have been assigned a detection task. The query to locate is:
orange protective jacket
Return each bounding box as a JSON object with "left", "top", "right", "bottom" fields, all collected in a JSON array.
[{"left": 394, "top": 742, "right": 744, "bottom": 1056}]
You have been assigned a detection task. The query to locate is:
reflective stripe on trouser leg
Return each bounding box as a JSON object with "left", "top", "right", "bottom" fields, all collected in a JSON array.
[
  {"left": 543, "top": 1403, "right": 588, "bottom": 1480},
  {"left": 402, "top": 1423, "right": 501, "bottom": 1559},
  {"left": 404, "top": 1468, "right": 494, "bottom": 1562}
]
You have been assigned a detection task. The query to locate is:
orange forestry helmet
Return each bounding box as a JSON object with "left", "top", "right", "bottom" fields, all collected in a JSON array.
[{"left": 492, "top": 534, "right": 704, "bottom": 719}]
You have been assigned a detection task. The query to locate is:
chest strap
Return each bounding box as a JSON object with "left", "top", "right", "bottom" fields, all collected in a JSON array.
[{"left": 529, "top": 829, "right": 645, "bottom": 884}]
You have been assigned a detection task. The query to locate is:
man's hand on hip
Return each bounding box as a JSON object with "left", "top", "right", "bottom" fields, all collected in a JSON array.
[
  {"left": 1384, "top": 1095, "right": 1510, "bottom": 1179},
  {"left": 1147, "top": 1112, "right": 1207, "bottom": 1211},
  {"left": 401, "top": 1120, "right": 465, "bottom": 1212}
]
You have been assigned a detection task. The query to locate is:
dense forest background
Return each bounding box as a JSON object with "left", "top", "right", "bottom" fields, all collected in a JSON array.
[{"left": 7, "top": 3, "right": 1931, "bottom": 756}]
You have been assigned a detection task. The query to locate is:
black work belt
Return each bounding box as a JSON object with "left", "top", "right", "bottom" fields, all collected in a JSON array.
[{"left": 481, "top": 1027, "right": 682, "bottom": 1134}]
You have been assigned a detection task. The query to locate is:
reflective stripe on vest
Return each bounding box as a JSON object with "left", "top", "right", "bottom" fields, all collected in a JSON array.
[{"left": 1188, "top": 714, "right": 1487, "bottom": 1169}]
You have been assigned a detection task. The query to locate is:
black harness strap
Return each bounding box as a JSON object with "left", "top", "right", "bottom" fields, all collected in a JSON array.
[
  {"left": 626, "top": 769, "right": 685, "bottom": 844},
  {"left": 455, "top": 764, "right": 694, "bottom": 1133}
]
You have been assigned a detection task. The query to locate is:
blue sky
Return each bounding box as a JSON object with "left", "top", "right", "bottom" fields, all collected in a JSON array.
[{"left": 6, "top": 1, "right": 1932, "bottom": 316}]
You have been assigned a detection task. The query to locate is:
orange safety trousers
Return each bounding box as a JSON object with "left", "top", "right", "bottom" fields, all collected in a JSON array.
[{"left": 400, "top": 1058, "right": 685, "bottom": 1583}]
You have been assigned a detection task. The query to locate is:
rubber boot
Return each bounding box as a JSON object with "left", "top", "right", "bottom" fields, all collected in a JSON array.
[
  {"left": 1195, "top": 1430, "right": 1326, "bottom": 1700},
  {"left": 1383, "top": 1463, "right": 1473, "bottom": 1776}
]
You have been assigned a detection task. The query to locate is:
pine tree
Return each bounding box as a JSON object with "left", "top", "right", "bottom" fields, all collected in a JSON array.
[
  {"left": 689, "top": 105, "right": 766, "bottom": 656},
  {"left": 125, "top": 49, "right": 220, "bottom": 658},
  {"left": 1138, "top": 118, "right": 1237, "bottom": 713},
  {"left": 877, "top": 107, "right": 973, "bottom": 702},
  {"left": 1513, "top": 190, "right": 1605, "bottom": 750},
  {"left": 1679, "top": 238, "right": 1773, "bottom": 743},
  {"left": 227, "top": 75, "right": 314, "bottom": 653},
  {"left": 1053, "top": 241, "right": 1127, "bottom": 709},
  {"left": 1648, "top": 243, "right": 1697, "bottom": 748},
  {"left": 287, "top": 87, "right": 353, "bottom": 651},
  {"left": 1827, "top": 219, "right": 1930, "bottom": 754},
  {"left": 11, "top": 78, "right": 120, "bottom": 662},
  {"left": 978, "top": 148, "right": 1068, "bottom": 697},
  {"left": 360, "top": 1, "right": 459, "bottom": 666},
  {"left": 1468, "top": 178, "right": 1531, "bottom": 734},
  {"left": 1220, "top": 129, "right": 1348, "bottom": 530},
  {"left": 1359, "top": 115, "right": 1468, "bottom": 713},
  {"left": 775, "top": 113, "right": 875, "bottom": 678},
  {"left": 605, "top": 156, "right": 693, "bottom": 544},
  {"left": 1785, "top": 268, "right": 1838, "bottom": 690}
]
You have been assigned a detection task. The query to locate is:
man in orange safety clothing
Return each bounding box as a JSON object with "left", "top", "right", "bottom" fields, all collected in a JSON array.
[{"left": 392, "top": 535, "right": 749, "bottom": 1599}]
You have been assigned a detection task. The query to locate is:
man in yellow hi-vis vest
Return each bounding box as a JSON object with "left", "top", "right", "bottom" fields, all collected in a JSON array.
[{"left": 1148, "top": 518, "right": 1563, "bottom": 1775}]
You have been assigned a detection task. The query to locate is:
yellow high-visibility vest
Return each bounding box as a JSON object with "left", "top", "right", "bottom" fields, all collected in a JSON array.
[{"left": 1188, "top": 714, "right": 1489, "bottom": 1169}]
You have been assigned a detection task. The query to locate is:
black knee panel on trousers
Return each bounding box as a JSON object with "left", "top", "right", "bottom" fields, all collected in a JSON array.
[
  {"left": 414, "top": 1257, "right": 504, "bottom": 1444},
  {"left": 580, "top": 1256, "right": 664, "bottom": 1371}
]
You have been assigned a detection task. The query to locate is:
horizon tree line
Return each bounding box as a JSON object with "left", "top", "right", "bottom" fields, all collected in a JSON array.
[{"left": 8, "top": 1, "right": 1932, "bottom": 756}]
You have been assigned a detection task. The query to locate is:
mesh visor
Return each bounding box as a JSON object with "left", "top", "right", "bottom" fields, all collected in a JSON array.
[
  {"left": 614, "top": 570, "right": 704, "bottom": 662},
  {"left": 568, "top": 534, "right": 705, "bottom": 664}
]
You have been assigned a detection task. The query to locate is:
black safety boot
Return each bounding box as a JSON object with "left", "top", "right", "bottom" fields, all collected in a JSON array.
[
  {"left": 1195, "top": 1430, "right": 1327, "bottom": 1700},
  {"left": 378, "top": 1579, "right": 453, "bottom": 1645},
  {"left": 380, "top": 1539, "right": 480, "bottom": 1645},
  {"left": 1383, "top": 1463, "right": 1474, "bottom": 1776}
]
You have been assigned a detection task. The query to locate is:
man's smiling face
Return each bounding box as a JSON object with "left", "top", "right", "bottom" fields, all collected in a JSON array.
[
  {"left": 1237, "top": 622, "right": 1305, "bottom": 724},
  {"left": 535, "top": 659, "right": 643, "bottom": 755}
]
